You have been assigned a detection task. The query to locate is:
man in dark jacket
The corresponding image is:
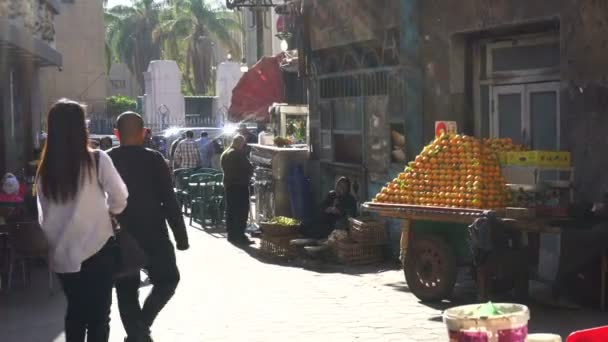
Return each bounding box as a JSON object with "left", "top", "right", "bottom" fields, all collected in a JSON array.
[
  {"left": 109, "top": 112, "right": 189, "bottom": 342},
  {"left": 221, "top": 135, "right": 254, "bottom": 245}
]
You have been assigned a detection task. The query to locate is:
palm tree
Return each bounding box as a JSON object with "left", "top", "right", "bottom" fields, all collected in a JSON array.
[
  {"left": 105, "top": 0, "right": 163, "bottom": 91},
  {"left": 155, "top": 0, "right": 242, "bottom": 94}
]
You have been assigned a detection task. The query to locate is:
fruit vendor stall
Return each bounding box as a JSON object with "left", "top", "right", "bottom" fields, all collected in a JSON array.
[{"left": 362, "top": 134, "right": 608, "bottom": 305}]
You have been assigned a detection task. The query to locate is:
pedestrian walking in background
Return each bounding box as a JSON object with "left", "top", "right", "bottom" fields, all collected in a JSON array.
[
  {"left": 238, "top": 124, "right": 256, "bottom": 144},
  {"left": 238, "top": 124, "right": 255, "bottom": 155},
  {"left": 173, "top": 130, "right": 200, "bottom": 169},
  {"left": 195, "top": 132, "right": 213, "bottom": 168},
  {"left": 210, "top": 139, "right": 223, "bottom": 170},
  {"left": 99, "top": 136, "right": 113, "bottom": 151},
  {"left": 221, "top": 135, "right": 254, "bottom": 245},
  {"left": 169, "top": 133, "right": 185, "bottom": 161},
  {"left": 109, "top": 112, "right": 189, "bottom": 342},
  {"left": 143, "top": 128, "right": 153, "bottom": 149},
  {"left": 36, "top": 99, "right": 128, "bottom": 342}
]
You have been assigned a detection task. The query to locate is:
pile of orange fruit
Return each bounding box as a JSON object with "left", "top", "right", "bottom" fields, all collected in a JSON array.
[
  {"left": 373, "top": 134, "right": 511, "bottom": 209},
  {"left": 483, "top": 138, "right": 527, "bottom": 155}
]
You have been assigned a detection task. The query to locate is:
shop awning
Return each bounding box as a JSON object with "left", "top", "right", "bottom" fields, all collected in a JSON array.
[
  {"left": 228, "top": 54, "right": 285, "bottom": 122},
  {"left": 0, "top": 20, "right": 62, "bottom": 67}
]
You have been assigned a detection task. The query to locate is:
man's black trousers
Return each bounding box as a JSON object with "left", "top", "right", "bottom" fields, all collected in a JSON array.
[
  {"left": 115, "top": 238, "right": 180, "bottom": 340},
  {"left": 225, "top": 185, "right": 250, "bottom": 241}
]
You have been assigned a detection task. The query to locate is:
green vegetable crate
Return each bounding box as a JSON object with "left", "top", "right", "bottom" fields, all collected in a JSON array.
[{"left": 261, "top": 217, "right": 301, "bottom": 237}]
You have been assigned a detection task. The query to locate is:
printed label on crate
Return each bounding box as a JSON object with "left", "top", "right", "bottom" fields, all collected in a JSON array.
[{"left": 504, "top": 151, "right": 570, "bottom": 167}]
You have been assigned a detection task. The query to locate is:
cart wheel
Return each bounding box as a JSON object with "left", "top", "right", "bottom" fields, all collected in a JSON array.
[{"left": 404, "top": 235, "right": 457, "bottom": 302}]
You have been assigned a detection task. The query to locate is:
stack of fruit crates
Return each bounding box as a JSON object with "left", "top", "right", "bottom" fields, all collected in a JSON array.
[{"left": 335, "top": 218, "right": 387, "bottom": 265}]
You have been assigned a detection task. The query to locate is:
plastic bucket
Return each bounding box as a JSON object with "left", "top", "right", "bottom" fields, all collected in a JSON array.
[
  {"left": 444, "top": 303, "right": 530, "bottom": 342},
  {"left": 526, "top": 334, "right": 561, "bottom": 342}
]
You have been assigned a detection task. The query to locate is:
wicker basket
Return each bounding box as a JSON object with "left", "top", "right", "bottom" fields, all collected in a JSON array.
[
  {"left": 260, "top": 222, "right": 300, "bottom": 237},
  {"left": 260, "top": 234, "right": 300, "bottom": 258},
  {"left": 349, "top": 217, "right": 387, "bottom": 245},
  {"left": 335, "top": 240, "right": 385, "bottom": 265}
]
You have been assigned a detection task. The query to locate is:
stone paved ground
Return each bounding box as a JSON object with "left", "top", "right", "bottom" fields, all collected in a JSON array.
[{"left": 2, "top": 224, "right": 608, "bottom": 342}]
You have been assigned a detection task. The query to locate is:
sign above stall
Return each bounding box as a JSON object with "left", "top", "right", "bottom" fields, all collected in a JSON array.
[
  {"left": 435, "top": 121, "right": 458, "bottom": 137},
  {"left": 309, "top": 0, "right": 397, "bottom": 51}
]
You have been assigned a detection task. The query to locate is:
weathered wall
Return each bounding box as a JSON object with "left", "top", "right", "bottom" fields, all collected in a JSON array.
[
  {"left": 418, "top": 0, "right": 608, "bottom": 201},
  {"left": 560, "top": 0, "right": 608, "bottom": 200},
  {"left": 40, "top": 0, "right": 107, "bottom": 113}
]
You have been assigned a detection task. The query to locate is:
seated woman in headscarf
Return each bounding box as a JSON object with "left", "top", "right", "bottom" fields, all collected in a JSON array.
[{"left": 320, "top": 177, "right": 358, "bottom": 233}]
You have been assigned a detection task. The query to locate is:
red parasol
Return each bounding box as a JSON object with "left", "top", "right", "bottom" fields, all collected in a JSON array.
[{"left": 228, "top": 54, "right": 285, "bottom": 122}]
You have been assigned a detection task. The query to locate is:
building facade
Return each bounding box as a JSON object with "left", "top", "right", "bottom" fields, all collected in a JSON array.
[
  {"left": 298, "top": 0, "right": 608, "bottom": 255},
  {"left": 301, "top": 0, "right": 418, "bottom": 210},
  {"left": 242, "top": 6, "right": 284, "bottom": 65},
  {"left": 0, "top": 0, "right": 62, "bottom": 175},
  {"left": 300, "top": 0, "right": 608, "bottom": 202},
  {"left": 40, "top": 0, "right": 106, "bottom": 117},
  {"left": 418, "top": 0, "right": 608, "bottom": 202}
]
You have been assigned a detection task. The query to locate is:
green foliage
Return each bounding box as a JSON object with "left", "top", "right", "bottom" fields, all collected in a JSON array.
[
  {"left": 106, "top": 0, "right": 242, "bottom": 96},
  {"left": 105, "top": 0, "right": 162, "bottom": 91},
  {"left": 106, "top": 95, "right": 138, "bottom": 117}
]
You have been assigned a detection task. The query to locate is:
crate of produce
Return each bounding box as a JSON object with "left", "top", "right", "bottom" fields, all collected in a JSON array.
[
  {"left": 505, "top": 151, "right": 570, "bottom": 168},
  {"left": 348, "top": 217, "right": 387, "bottom": 245},
  {"left": 536, "top": 151, "right": 570, "bottom": 167},
  {"left": 335, "top": 240, "right": 385, "bottom": 265},
  {"left": 260, "top": 216, "right": 300, "bottom": 237},
  {"left": 260, "top": 234, "right": 300, "bottom": 258},
  {"left": 497, "top": 152, "right": 508, "bottom": 165}
]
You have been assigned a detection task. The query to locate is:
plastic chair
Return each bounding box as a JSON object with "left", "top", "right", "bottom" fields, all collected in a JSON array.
[
  {"left": 173, "top": 168, "right": 190, "bottom": 211},
  {"left": 7, "top": 222, "right": 53, "bottom": 290},
  {"left": 188, "top": 174, "right": 216, "bottom": 226},
  {"left": 198, "top": 168, "right": 221, "bottom": 175},
  {"left": 175, "top": 168, "right": 200, "bottom": 214},
  {"left": 211, "top": 174, "right": 225, "bottom": 224},
  {"left": 567, "top": 326, "right": 608, "bottom": 342}
]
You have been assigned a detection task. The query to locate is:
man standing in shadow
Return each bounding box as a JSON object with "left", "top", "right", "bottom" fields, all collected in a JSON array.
[
  {"left": 109, "top": 112, "right": 189, "bottom": 342},
  {"left": 221, "top": 135, "right": 254, "bottom": 246}
]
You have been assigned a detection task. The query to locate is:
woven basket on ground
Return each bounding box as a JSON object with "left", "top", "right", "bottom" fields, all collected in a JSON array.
[
  {"left": 260, "top": 234, "right": 300, "bottom": 258},
  {"left": 335, "top": 240, "right": 385, "bottom": 265},
  {"left": 260, "top": 222, "right": 300, "bottom": 237},
  {"left": 349, "top": 217, "right": 387, "bottom": 245}
]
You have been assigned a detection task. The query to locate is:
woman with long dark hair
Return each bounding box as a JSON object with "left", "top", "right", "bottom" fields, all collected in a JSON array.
[{"left": 36, "top": 99, "right": 128, "bottom": 342}]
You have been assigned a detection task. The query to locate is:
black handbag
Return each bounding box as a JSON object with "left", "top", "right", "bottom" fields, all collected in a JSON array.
[
  {"left": 110, "top": 217, "right": 147, "bottom": 279},
  {"left": 94, "top": 151, "right": 146, "bottom": 279}
]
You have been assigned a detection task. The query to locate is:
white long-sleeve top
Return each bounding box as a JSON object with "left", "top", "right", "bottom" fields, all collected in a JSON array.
[{"left": 37, "top": 150, "right": 128, "bottom": 273}]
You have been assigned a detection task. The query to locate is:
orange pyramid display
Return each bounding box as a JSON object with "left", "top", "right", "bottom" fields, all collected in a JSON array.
[{"left": 373, "top": 134, "right": 510, "bottom": 209}]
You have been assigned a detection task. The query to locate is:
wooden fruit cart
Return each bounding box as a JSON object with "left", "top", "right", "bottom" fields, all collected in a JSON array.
[{"left": 362, "top": 202, "right": 523, "bottom": 302}]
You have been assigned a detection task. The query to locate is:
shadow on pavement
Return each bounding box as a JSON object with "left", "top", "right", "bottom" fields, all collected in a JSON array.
[
  {"left": 235, "top": 241, "right": 401, "bottom": 276},
  {"left": 189, "top": 221, "right": 227, "bottom": 239},
  {"left": 384, "top": 281, "right": 411, "bottom": 293},
  {"left": 0, "top": 267, "right": 65, "bottom": 342}
]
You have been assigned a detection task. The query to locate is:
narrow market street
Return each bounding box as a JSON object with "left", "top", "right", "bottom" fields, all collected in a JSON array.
[{"left": 2, "top": 223, "right": 608, "bottom": 342}]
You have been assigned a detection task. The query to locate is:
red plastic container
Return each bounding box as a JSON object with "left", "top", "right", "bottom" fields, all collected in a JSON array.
[{"left": 567, "top": 326, "right": 608, "bottom": 342}]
